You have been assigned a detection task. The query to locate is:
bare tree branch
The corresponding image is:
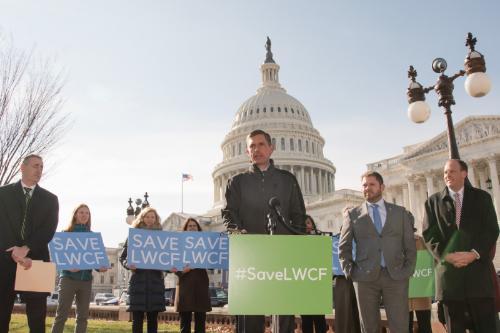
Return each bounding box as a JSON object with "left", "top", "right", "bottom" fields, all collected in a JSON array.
[{"left": 0, "top": 34, "right": 69, "bottom": 185}]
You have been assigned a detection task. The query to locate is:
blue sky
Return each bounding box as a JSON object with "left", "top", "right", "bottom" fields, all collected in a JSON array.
[{"left": 1, "top": 1, "right": 499, "bottom": 246}]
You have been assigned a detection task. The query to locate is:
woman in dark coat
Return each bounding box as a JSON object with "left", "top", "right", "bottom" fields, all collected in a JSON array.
[
  {"left": 301, "top": 215, "right": 328, "bottom": 333},
  {"left": 120, "top": 207, "right": 166, "bottom": 333},
  {"left": 173, "top": 218, "right": 212, "bottom": 333}
]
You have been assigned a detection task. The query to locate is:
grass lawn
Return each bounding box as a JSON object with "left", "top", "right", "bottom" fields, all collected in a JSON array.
[{"left": 9, "top": 314, "right": 181, "bottom": 333}]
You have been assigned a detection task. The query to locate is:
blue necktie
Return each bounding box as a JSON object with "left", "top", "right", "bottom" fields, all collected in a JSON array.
[{"left": 371, "top": 204, "right": 385, "bottom": 267}]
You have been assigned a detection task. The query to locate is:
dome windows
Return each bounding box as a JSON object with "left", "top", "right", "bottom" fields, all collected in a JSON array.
[
  {"left": 270, "top": 107, "right": 273, "bottom": 112},
  {"left": 291, "top": 108, "right": 294, "bottom": 114},
  {"left": 298, "top": 139, "right": 302, "bottom": 152},
  {"left": 290, "top": 138, "right": 295, "bottom": 151},
  {"left": 256, "top": 108, "right": 260, "bottom": 114},
  {"left": 306, "top": 140, "right": 309, "bottom": 153},
  {"left": 285, "top": 107, "right": 288, "bottom": 113},
  {"left": 263, "top": 107, "right": 266, "bottom": 113},
  {"left": 278, "top": 107, "right": 281, "bottom": 112},
  {"left": 281, "top": 138, "right": 285, "bottom": 151}
]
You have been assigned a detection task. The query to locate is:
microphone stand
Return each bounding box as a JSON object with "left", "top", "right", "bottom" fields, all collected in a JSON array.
[{"left": 266, "top": 212, "right": 280, "bottom": 333}]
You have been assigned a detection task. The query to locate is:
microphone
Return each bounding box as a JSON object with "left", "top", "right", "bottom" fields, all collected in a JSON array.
[{"left": 268, "top": 197, "right": 286, "bottom": 225}]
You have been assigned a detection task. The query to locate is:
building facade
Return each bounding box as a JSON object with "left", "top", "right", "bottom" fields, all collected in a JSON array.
[{"left": 367, "top": 115, "right": 500, "bottom": 268}]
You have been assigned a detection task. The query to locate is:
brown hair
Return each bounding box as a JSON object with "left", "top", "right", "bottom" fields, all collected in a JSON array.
[
  {"left": 64, "top": 204, "right": 91, "bottom": 232},
  {"left": 246, "top": 129, "right": 272, "bottom": 146},
  {"left": 22, "top": 154, "right": 43, "bottom": 165},
  {"left": 182, "top": 218, "right": 203, "bottom": 231},
  {"left": 131, "top": 207, "right": 162, "bottom": 230},
  {"left": 448, "top": 159, "right": 468, "bottom": 172},
  {"left": 361, "top": 170, "right": 384, "bottom": 185}
]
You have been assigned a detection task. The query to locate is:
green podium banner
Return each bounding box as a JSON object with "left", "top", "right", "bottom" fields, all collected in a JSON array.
[
  {"left": 409, "top": 250, "right": 435, "bottom": 298},
  {"left": 228, "top": 235, "right": 332, "bottom": 315}
]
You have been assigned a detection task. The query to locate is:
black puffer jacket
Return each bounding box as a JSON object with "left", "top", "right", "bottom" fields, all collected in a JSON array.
[{"left": 120, "top": 240, "right": 166, "bottom": 312}]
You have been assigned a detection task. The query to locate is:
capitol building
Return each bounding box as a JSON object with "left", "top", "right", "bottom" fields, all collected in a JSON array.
[
  {"left": 163, "top": 39, "right": 500, "bottom": 239},
  {"left": 106, "top": 39, "right": 500, "bottom": 293},
  {"left": 163, "top": 40, "right": 364, "bottom": 236}
]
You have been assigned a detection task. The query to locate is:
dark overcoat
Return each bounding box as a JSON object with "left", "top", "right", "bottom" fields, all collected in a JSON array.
[
  {"left": 119, "top": 241, "right": 166, "bottom": 312},
  {"left": 423, "top": 186, "right": 499, "bottom": 300},
  {"left": 174, "top": 269, "right": 211, "bottom": 313}
]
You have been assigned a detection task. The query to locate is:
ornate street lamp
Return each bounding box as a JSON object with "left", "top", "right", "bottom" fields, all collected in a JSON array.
[
  {"left": 406, "top": 32, "right": 492, "bottom": 159},
  {"left": 125, "top": 192, "right": 150, "bottom": 225}
]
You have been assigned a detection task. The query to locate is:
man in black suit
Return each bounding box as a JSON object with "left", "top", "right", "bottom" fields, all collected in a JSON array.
[
  {"left": 0, "top": 154, "right": 59, "bottom": 333},
  {"left": 423, "top": 159, "right": 499, "bottom": 333}
]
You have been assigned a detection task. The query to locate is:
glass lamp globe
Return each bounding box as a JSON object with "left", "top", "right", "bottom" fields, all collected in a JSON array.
[
  {"left": 408, "top": 101, "right": 431, "bottom": 123},
  {"left": 465, "top": 72, "right": 492, "bottom": 97}
]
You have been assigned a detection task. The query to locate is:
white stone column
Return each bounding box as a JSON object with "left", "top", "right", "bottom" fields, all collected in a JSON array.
[
  {"left": 213, "top": 178, "right": 219, "bottom": 202},
  {"left": 402, "top": 185, "right": 410, "bottom": 210},
  {"left": 312, "top": 169, "right": 317, "bottom": 194},
  {"left": 478, "top": 167, "right": 488, "bottom": 191},
  {"left": 487, "top": 156, "right": 500, "bottom": 218},
  {"left": 425, "top": 174, "right": 435, "bottom": 197},
  {"left": 219, "top": 177, "right": 224, "bottom": 202},
  {"left": 303, "top": 167, "right": 310, "bottom": 194},
  {"left": 407, "top": 178, "right": 416, "bottom": 214},
  {"left": 467, "top": 162, "right": 478, "bottom": 187},
  {"left": 317, "top": 169, "right": 323, "bottom": 195},
  {"left": 300, "top": 167, "right": 305, "bottom": 193}
]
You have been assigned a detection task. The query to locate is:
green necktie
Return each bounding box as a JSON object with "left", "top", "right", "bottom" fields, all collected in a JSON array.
[{"left": 21, "top": 187, "right": 32, "bottom": 240}]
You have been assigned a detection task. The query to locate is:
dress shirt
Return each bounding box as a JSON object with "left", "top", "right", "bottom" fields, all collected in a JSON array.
[
  {"left": 21, "top": 181, "right": 35, "bottom": 197},
  {"left": 447, "top": 186, "right": 480, "bottom": 259},
  {"left": 367, "top": 198, "right": 387, "bottom": 229}
]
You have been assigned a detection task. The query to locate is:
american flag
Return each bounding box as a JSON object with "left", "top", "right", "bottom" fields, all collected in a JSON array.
[{"left": 182, "top": 173, "right": 193, "bottom": 182}]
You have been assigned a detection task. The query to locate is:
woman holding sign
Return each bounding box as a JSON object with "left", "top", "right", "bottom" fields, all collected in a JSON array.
[
  {"left": 51, "top": 204, "right": 108, "bottom": 333},
  {"left": 173, "top": 218, "right": 212, "bottom": 333},
  {"left": 120, "top": 207, "right": 166, "bottom": 333},
  {"left": 300, "top": 215, "right": 328, "bottom": 333}
]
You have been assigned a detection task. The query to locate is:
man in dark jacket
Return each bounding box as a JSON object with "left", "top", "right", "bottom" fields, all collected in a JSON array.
[
  {"left": 222, "top": 129, "right": 306, "bottom": 333},
  {"left": 423, "top": 159, "right": 499, "bottom": 332},
  {"left": 0, "top": 154, "right": 59, "bottom": 333}
]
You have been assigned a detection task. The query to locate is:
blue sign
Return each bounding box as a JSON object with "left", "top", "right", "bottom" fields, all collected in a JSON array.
[
  {"left": 127, "top": 229, "right": 229, "bottom": 270},
  {"left": 332, "top": 235, "right": 355, "bottom": 276},
  {"left": 49, "top": 232, "right": 109, "bottom": 270}
]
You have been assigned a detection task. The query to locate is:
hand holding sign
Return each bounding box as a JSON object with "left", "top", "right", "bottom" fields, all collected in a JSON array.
[{"left": 127, "top": 229, "right": 229, "bottom": 270}]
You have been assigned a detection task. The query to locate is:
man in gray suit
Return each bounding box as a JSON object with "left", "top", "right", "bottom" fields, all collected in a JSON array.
[{"left": 339, "top": 171, "right": 416, "bottom": 333}]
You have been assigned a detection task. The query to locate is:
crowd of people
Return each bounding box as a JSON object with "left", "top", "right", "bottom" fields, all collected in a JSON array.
[{"left": 0, "top": 128, "right": 498, "bottom": 333}]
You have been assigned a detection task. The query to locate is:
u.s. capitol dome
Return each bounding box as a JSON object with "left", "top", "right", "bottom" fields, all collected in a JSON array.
[{"left": 212, "top": 38, "right": 337, "bottom": 208}]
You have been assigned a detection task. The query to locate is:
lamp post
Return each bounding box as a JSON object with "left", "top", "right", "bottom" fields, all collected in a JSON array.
[
  {"left": 125, "top": 192, "right": 150, "bottom": 225},
  {"left": 406, "top": 32, "right": 492, "bottom": 159}
]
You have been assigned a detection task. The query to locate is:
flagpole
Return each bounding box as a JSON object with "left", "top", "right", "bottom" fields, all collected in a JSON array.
[{"left": 181, "top": 176, "right": 184, "bottom": 213}]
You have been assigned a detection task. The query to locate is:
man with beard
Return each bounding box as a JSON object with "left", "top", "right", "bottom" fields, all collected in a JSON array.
[
  {"left": 339, "top": 171, "right": 416, "bottom": 333},
  {"left": 222, "top": 129, "right": 306, "bottom": 333}
]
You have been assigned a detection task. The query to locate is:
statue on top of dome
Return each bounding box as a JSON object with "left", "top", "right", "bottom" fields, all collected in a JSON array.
[{"left": 265, "top": 36, "right": 275, "bottom": 64}]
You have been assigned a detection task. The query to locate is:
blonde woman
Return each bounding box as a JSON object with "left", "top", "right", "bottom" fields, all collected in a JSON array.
[
  {"left": 51, "top": 204, "right": 108, "bottom": 333},
  {"left": 120, "top": 207, "right": 166, "bottom": 333}
]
